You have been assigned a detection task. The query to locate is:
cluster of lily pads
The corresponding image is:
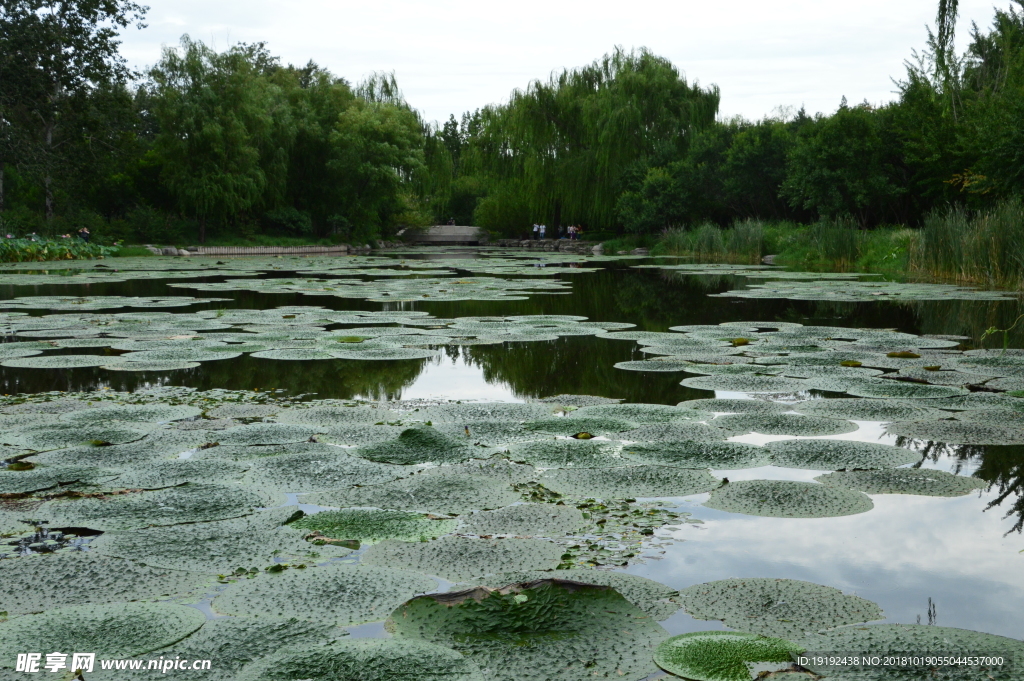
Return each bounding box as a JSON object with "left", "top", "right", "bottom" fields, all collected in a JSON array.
[
  {"left": 0, "top": 309, "right": 636, "bottom": 371},
  {"left": 634, "top": 262, "right": 1016, "bottom": 302},
  {"left": 613, "top": 321, "right": 1024, "bottom": 446},
  {"left": 1, "top": 377, "right": 1015, "bottom": 680}
]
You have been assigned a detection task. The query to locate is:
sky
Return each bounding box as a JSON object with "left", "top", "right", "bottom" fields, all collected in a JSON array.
[{"left": 117, "top": 0, "right": 1016, "bottom": 126}]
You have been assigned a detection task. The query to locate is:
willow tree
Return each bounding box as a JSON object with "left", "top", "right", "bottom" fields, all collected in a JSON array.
[{"left": 467, "top": 48, "right": 720, "bottom": 232}]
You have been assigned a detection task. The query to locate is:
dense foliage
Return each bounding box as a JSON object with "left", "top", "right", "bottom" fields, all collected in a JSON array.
[{"left": 1, "top": 0, "right": 1023, "bottom": 246}]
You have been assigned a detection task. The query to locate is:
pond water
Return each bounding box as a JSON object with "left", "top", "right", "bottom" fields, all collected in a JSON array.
[{"left": 1, "top": 249, "right": 1022, "bottom": 680}]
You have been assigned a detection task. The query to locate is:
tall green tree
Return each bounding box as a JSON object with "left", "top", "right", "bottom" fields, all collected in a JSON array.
[
  {"left": 0, "top": 0, "right": 146, "bottom": 219},
  {"left": 149, "top": 37, "right": 291, "bottom": 242}
]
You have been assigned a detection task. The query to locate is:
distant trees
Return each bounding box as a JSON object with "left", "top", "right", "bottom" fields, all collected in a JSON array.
[{"left": 2, "top": 0, "right": 1024, "bottom": 243}]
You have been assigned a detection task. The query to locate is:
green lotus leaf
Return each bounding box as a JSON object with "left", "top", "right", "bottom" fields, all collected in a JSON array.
[
  {"left": 302, "top": 469, "right": 522, "bottom": 514},
  {"left": 529, "top": 394, "right": 623, "bottom": 407},
  {"left": 89, "top": 507, "right": 348, "bottom": 573},
  {"left": 654, "top": 631, "right": 804, "bottom": 681},
  {"left": 244, "top": 447, "right": 407, "bottom": 492},
  {"left": 113, "top": 459, "right": 249, "bottom": 488},
  {"left": 59, "top": 403, "right": 202, "bottom": 423},
  {"left": 0, "top": 552, "right": 209, "bottom": 615},
  {"left": 3, "top": 422, "right": 152, "bottom": 450},
  {"left": 39, "top": 483, "right": 271, "bottom": 530},
  {"left": 290, "top": 508, "right": 458, "bottom": 545},
  {"left": 618, "top": 421, "right": 729, "bottom": 442},
  {"left": 505, "top": 438, "right": 625, "bottom": 468},
  {"left": 705, "top": 480, "right": 873, "bottom": 518},
  {"left": 816, "top": 468, "right": 988, "bottom": 497},
  {"left": 712, "top": 413, "right": 858, "bottom": 436},
  {"left": 249, "top": 348, "right": 335, "bottom": 360},
  {"left": 356, "top": 427, "right": 479, "bottom": 465},
  {"left": 679, "top": 577, "right": 883, "bottom": 639},
  {"left": 620, "top": 441, "right": 770, "bottom": 469},
  {"left": 0, "top": 464, "right": 119, "bottom": 494},
  {"left": 212, "top": 562, "right": 436, "bottom": 626},
  {"left": 794, "top": 398, "right": 947, "bottom": 421},
  {"left": 235, "top": 639, "right": 483, "bottom": 681},
  {"left": 458, "top": 569, "right": 681, "bottom": 620},
  {"left": 885, "top": 419, "right": 1024, "bottom": 445},
  {"left": 216, "top": 423, "right": 324, "bottom": 445},
  {"left": 567, "top": 402, "right": 709, "bottom": 423},
  {"left": 103, "top": 360, "right": 202, "bottom": 371},
  {"left": 681, "top": 374, "right": 809, "bottom": 393},
  {"left": 29, "top": 430, "right": 215, "bottom": 466},
  {"left": 766, "top": 439, "right": 921, "bottom": 470},
  {"left": 459, "top": 503, "right": 588, "bottom": 537},
  {"left": 679, "top": 398, "right": 795, "bottom": 415},
  {"left": 1, "top": 354, "right": 127, "bottom": 369},
  {"left": 114, "top": 618, "right": 342, "bottom": 681},
  {"left": 415, "top": 402, "right": 552, "bottom": 422},
  {"left": 0, "top": 602, "right": 206, "bottom": 660},
  {"left": 272, "top": 404, "right": 397, "bottom": 425},
  {"left": 362, "top": 535, "right": 563, "bottom": 581},
  {"left": 539, "top": 465, "right": 720, "bottom": 499},
  {"left": 525, "top": 416, "right": 636, "bottom": 437}
]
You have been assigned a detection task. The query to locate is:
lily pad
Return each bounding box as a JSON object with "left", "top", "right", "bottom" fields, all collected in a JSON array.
[
  {"left": 39, "top": 483, "right": 270, "bottom": 530},
  {"left": 103, "top": 360, "right": 201, "bottom": 371},
  {"left": 362, "top": 536, "right": 564, "bottom": 581},
  {"left": 303, "top": 470, "right": 522, "bottom": 515},
  {"left": 356, "top": 427, "right": 479, "bottom": 465},
  {"left": 389, "top": 579, "right": 667, "bottom": 681},
  {"left": 539, "top": 465, "right": 720, "bottom": 499},
  {"left": 793, "top": 398, "right": 946, "bottom": 422},
  {"left": 620, "top": 441, "right": 770, "bottom": 469},
  {"left": 245, "top": 447, "right": 407, "bottom": 493},
  {"left": 681, "top": 375, "right": 809, "bottom": 393},
  {"left": 59, "top": 403, "right": 202, "bottom": 423},
  {"left": 679, "top": 398, "right": 793, "bottom": 415},
  {"left": 459, "top": 503, "right": 588, "bottom": 537},
  {"left": 525, "top": 416, "right": 636, "bottom": 437},
  {"left": 212, "top": 562, "right": 436, "bottom": 626},
  {"left": 766, "top": 439, "right": 921, "bottom": 470},
  {"left": 885, "top": 419, "right": 1024, "bottom": 445},
  {"left": 678, "top": 578, "right": 884, "bottom": 639},
  {"left": 235, "top": 638, "right": 483, "bottom": 681},
  {"left": 0, "top": 602, "right": 205, "bottom": 659},
  {"left": 654, "top": 631, "right": 804, "bottom": 681},
  {"left": 88, "top": 508, "right": 342, "bottom": 573},
  {"left": 3, "top": 422, "right": 151, "bottom": 450},
  {"left": 506, "top": 439, "right": 625, "bottom": 468},
  {"left": 816, "top": 468, "right": 987, "bottom": 497},
  {"left": 712, "top": 413, "right": 857, "bottom": 436},
  {"left": 567, "top": 403, "right": 705, "bottom": 423},
  {"left": 216, "top": 423, "right": 324, "bottom": 445},
  {"left": 0, "top": 552, "right": 208, "bottom": 615},
  {"left": 1, "top": 354, "right": 126, "bottom": 369},
  {"left": 0, "top": 465, "right": 119, "bottom": 494},
  {"left": 290, "top": 508, "right": 458, "bottom": 544},
  {"left": 704, "top": 480, "right": 873, "bottom": 518}
]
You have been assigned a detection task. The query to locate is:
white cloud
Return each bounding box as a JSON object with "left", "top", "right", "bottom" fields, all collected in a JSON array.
[{"left": 118, "top": 0, "right": 1016, "bottom": 124}]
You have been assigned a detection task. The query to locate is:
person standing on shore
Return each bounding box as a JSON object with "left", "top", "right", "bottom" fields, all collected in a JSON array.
[
  {"left": 539, "top": 224, "right": 546, "bottom": 240},
  {"left": 532, "top": 224, "right": 539, "bottom": 240}
]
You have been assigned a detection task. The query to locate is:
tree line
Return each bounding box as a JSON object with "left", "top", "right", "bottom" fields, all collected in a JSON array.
[{"left": 1, "top": 0, "right": 1021, "bottom": 245}]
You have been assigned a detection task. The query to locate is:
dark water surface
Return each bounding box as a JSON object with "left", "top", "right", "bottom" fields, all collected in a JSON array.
[{"left": 2, "top": 251, "right": 1023, "bottom": 645}]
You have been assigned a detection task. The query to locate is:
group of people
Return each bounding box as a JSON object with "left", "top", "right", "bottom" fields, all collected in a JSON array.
[{"left": 530, "top": 224, "right": 584, "bottom": 241}]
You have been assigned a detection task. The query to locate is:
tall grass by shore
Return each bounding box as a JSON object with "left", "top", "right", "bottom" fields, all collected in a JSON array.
[
  {"left": 0, "top": 237, "right": 116, "bottom": 263},
  {"left": 647, "top": 200, "right": 1024, "bottom": 289}
]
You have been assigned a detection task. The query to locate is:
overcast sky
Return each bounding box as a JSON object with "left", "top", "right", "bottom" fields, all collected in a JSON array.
[{"left": 117, "top": 0, "right": 1015, "bottom": 126}]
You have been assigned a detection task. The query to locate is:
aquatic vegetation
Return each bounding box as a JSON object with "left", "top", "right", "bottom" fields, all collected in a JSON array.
[
  {"left": 0, "top": 602, "right": 205, "bottom": 659},
  {"left": 236, "top": 639, "right": 484, "bottom": 681},
  {"left": 212, "top": 563, "right": 436, "bottom": 626},
  {"left": 458, "top": 503, "right": 587, "bottom": 537},
  {"left": 766, "top": 439, "right": 921, "bottom": 470},
  {"left": 89, "top": 508, "right": 348, "bottom": 573},
  {"left": 0, "top": 553, "right": 209, "bottom": 615},
  {"left": 539, "top": 465, "right": 720, "bottom": 498},
  {"left": 712, "top": 413, "right": 858, "bottom": 436},
  {"left": 705, "top": 480, "right": 874, "bottom": 518},
  {"left": 389, "top": 579, "right": 667, "bottom": 681},
  {"left": 678, "top": 578, "right": 884, "bottom": 639},
  {"left": 505, "top": 438, "right": 626, "bottom": 468},
  {"left": 886, "top": 419, "right": 1024, "bottom": 445},
  {"left": 355, "top": 426, "right": 482, "bottom": 465},
  {"left": 362, "top": 536, "right": 564, "bottom": 581},
  {"left": 816, "top": 468, "right": 988, "bottom": 497},
  {"left": 654, "top": 631, "right": 804, "bottom": 681},
  {"left": 620, "top": 440, "right": 770, "bottom": 469},
  {"left": 290, "top": 508, "right": 458, "bottom": 545}
]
